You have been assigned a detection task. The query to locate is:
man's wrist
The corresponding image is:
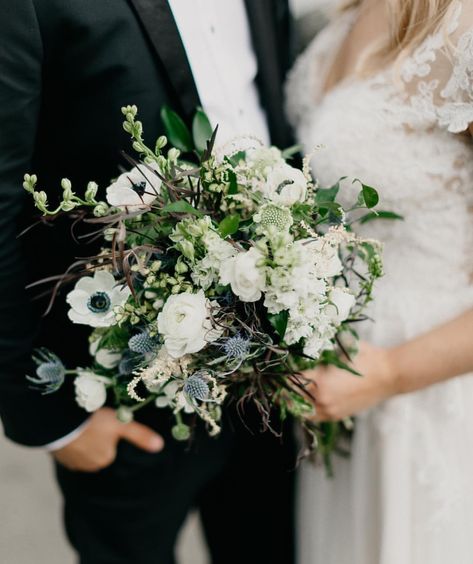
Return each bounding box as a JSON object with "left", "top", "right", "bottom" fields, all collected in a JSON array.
[{"left": 43, "top": 419, "right": 91, "bottom": 452}]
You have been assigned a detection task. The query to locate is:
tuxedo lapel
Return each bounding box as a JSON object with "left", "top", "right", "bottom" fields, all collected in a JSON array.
[
  {"left": 243, "top": 0, "right": 292, "bottom": 147},
  {"left": 128, "top": 0, "right": 200, "bottom": 117}
]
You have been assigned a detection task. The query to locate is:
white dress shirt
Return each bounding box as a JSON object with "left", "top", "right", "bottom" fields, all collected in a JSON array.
[
  {"left": 43, "top": 0, "right": 269, "bottom": 450},
  {"left": 168, "top": 0, "right": 270, "bottom": 145}
]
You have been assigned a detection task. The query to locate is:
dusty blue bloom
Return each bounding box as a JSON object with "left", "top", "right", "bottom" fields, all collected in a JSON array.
[
  {"left": 183, "top": 373, "right": 210, "bottom": 401},
  {"left": 27, "top": 349, "right": 65, "bottom": 395},
  {"left": 222, "top": 334, "right": 251, "bottom": 360},
  {"left": 128, "top": 331, "right": 157, "bottom": 355}
]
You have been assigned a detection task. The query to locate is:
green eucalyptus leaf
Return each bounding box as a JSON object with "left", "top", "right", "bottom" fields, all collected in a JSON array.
[
  {"left": 218, "top": 214, "right": 240, "bottom": 237},
  {"left": 269, "top": 310, "right": 289, "bottom": 339},
  {"left": 192, "top": 108, "right": 213, "bottom": 153},
  {"left": 359, "top": 210, "right": 404, "bottom": 224},
  {"left": 353, "top": 180, "right": 379, "bottom": 208},
  {"left": 315, "top": 181, "right": 341, "bottom": 204},
  {"left": 162, "top": 200, "right": 202, "bottom": 216},
  {"left": 160, "top": 106, "right": 193, "bottom": 153}
]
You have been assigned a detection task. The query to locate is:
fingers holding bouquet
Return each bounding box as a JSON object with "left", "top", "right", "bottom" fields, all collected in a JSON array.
[{"left": 301, "top": 342, "right": 399, "bottom": 422}]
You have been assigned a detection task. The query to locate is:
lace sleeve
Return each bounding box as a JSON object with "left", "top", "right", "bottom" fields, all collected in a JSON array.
[{"left": 400, "top": 0, "right": 473, "bottom": 133}]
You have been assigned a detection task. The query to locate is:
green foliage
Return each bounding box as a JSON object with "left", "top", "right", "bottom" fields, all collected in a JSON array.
[
  {"left": 268, "top": 310, "right": 289, "bottom": 339},
  {"left": 162, "top": 200, "right": 203, "bottom": 216},
  {"left": 192, "top": 108, "right": 213, "bottom": 153},
  {"left": 161, "top": 105, "right": 193, "bottom": 153},
  {"left": 359, "top": 210, "right": 404, "bottom": 224},
  {"left": 218, "top": 214, "right": 240, "bottom": 237}
]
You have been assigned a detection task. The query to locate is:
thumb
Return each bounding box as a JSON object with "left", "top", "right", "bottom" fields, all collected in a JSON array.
[{"left": 119, "top": 421, "right": 165, "bottom": 453}]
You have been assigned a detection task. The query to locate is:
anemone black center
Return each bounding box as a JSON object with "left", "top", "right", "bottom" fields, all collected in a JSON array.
[
  {"left": 132, "top": 180, "right": 147, "bottom": 196},
  {"left": 87, "top": 291, "right": 111, "bottom": 313}
]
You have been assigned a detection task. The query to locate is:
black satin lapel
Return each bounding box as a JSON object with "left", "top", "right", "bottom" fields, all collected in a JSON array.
[
  {"left": 243, "top": 0, "right": 291, "bottom": 147},
  {"left": 128, "top": 0, "right": 200, "bottom": 117}
]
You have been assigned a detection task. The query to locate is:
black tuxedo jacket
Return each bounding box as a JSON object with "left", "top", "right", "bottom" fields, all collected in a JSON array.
[{"left": 0, "top": 0, "right": 293, "bottom": 445}]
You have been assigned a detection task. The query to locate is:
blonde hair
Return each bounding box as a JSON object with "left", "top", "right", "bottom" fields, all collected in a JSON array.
[{"left": 343, "top": 0, "right": 456, "bottom": 68}]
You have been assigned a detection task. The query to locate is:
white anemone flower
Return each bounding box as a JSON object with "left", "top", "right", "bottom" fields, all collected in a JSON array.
[
  {"left": 66, "top": 271, "right": 131, "bottom": 327},
  {"left": 106, "top": 163, "right": 162, "bottom": 210},
  {"left": 263, "top": 164, "right": 308, "bottom": 206}
]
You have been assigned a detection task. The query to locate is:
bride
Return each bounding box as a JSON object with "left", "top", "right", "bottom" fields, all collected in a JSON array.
[{"left": 286, "top": 0, "right": 473, "bottom": 563}]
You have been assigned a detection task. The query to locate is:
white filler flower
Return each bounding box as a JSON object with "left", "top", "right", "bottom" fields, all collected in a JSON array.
[
  {"left": 74, "top": 371, "right": 108, "bottom": 412},
  {"left": 219, "top": 247, "right": 266, "bottom": 302},
  {"left": 263, "top": 164, "right": 308, "bottom": 206},
  {"left": 157, "top": 290, "right": 221, "bottom": 358},
  {"left": 106, "top": 163, "right": 161, "bottom": 209},
  {"left": 66, "top": 271, "right": 131, "bottom": 327},
  {"left": 326, "top": 287, "right": 356, "bottom": 324}
]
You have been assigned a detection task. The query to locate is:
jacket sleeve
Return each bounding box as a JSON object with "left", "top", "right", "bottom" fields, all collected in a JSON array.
[{"left": 0, "top": 0, "right": 89, "bottom": 446}]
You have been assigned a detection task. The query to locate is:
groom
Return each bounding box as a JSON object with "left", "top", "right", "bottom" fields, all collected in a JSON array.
[{"left": 0, "top": 1, "right": 296, "bottom": 563}]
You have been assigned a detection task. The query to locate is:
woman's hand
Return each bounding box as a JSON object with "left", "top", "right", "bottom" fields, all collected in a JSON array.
[{"left": 303, "top": 342, "right": 399, "bottom": 422}]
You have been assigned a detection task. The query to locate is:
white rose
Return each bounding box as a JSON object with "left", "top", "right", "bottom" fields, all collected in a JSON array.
[
  {"left": 299, "top": 238, "right": 343, "bottom": 279},
  {"left": 326, "top": 287, "right": 356, "bottom": 324},
  {"left": 157, "top": 291, "right": 221, "bottom": 358},
  {"left": 106, "top": 163, "right": 161, "bottom": 210},
  {"left": 263, "top": 164, "right": 308, "bottom": 206},
  {"left": 74, "top": 372, "right": 108, "bottom": 412},
  {"left": 219, "top": 247, "right": 266, "bottom": 302}
]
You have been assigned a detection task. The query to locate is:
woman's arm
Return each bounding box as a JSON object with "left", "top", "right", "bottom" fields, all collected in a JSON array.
[{"left": 303, "top": 308, "right": 473, "bottom": 422}]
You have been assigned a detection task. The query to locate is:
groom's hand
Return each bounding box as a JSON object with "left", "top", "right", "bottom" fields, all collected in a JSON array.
[{"left": 51, "top": 407, "right": 164, "bottom": 472}]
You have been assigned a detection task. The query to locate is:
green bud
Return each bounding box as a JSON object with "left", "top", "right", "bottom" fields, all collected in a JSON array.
[
  {"left": 33, "top": 190, "right": 48, "bottom": 209},
  {"left": 168, "top": 148, "right": 180, "bottom": 162},
  {"left": 85, "top": 181, "right": 98, "bottom": 202},
  {"left": 93, "top": 202, "right": 109, "bottom": 217},
  {"left": 123, "top": 121, "right": 133, "bottom": 133},
  {"left": 132, "top": 141, "right": 142, "bottom": 153},
  {"left": 116, "top": 406, "right": 134, "bottom": 424},
  {"left": 178, "top": 240, "right": 195, "bottom": 261},
  {"left": 61, "top": 200, "right": 76, "bottom": 212},
  {"left": 61, "top": 178, "right": 72, "bottom": 191},
  {"left": 175, "top": 258, "right": 188, "bottom": 274},
  {"left": 172, "top": 423, "right": 191, "bottom": 441},
  {"left": 156, "top": 135, "right": 167, "bottom": 150}
]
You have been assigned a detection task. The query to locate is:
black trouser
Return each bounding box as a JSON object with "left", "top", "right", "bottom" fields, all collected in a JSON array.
[{"left": 55, "top": 407, "right": 296, "bottom": 564}]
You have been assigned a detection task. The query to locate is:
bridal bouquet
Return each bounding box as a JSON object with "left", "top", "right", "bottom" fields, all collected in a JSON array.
[{"left": 24, "top": 105, "right": 385, "bottom": 457}]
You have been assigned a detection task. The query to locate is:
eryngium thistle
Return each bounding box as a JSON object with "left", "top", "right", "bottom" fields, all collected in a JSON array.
[
  {"left": 222, "top": 334, "right": 251, "bottom": 359},
  {"left": 258, "top": 203, "right": 293, "bottom": 231},
  {"left": 27, "top": 349, "right": 65, "bottom": 394},
  {"left": 128, "top": 331, "right": 157, "bottom": 354},
  {"left": 183, "top": 373, "right": 210, "bottom": 401}
]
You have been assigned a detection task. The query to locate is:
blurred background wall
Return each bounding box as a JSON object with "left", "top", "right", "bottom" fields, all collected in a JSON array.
[{"left": 0, "top": 1, "right": 328, "bottom": 562}]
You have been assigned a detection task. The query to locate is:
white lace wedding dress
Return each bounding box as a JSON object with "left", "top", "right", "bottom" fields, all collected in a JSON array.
[{"left": 286, "top": 2, "right": 473, "bottom": 563}]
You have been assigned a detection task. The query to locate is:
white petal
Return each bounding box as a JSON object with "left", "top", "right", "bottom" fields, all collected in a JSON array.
[
  {"left": 93, "top": 270, "right": 117, "bottom": 291},
  {"left": 66, "top": 289, "right": 90, "bottom": 314}
]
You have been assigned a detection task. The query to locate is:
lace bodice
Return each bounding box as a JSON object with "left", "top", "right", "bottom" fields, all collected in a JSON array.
[{"left": 286, "top": 0, "right": 473, "bottom": 344}]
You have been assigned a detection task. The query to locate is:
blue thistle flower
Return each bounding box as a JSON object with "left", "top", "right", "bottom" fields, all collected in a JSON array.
[
  {"left": 27, "top": 349, "right": 65, "bottom": 395},
  {"left": 128, "top": 331, "right": 157, "bottom": 355},
  {"left": 222, "top": 334, "right": 251, "bottom": 360},
  {"left": 118, "top": 353, "right": 142, "bottom": 375},
  {"left": 183, "top": 373, "right": 210, "bottom": 401}
]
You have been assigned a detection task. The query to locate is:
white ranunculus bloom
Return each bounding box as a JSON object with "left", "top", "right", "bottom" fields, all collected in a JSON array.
[
  {"left": 299, "top": 238, "right": 343, "bottom": 279},
  {"left": 74, "top": 371, "right": 108, "bottom": 412},
  {"left": 219, "top": 247, "right": 266, "bottom": 302},
  {"left": 263, "top": 164, "right": 308, "bottom": 206},
  {"left": 66, "top": 270, "right": 131, "bottom": 328},
  {"left": 157, "top": 291, "right": 221, "bottom": 358},
  {"left": 106, "top": 163, "right": 161, "bottom": 210},
  {"left": 326, "top": 287, "right": 356, "bottom": 324},
  {"left": 89, "top": 339, "right": 121, "bottom": 369}
]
